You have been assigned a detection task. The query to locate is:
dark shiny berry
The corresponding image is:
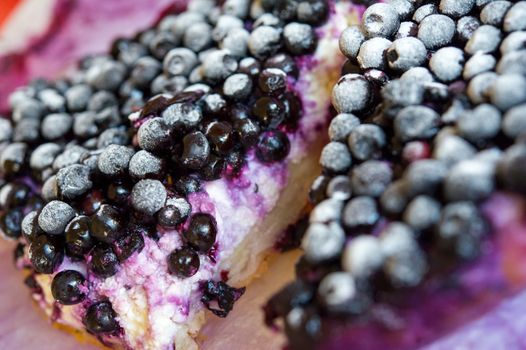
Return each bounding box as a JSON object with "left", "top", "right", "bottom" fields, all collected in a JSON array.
[
  {"left": 89, "top": 243, "right": 119, "bottom": 278},
  {"left": 256, "top": 130, "right": 291, "bottom": 163},
  {"left": 264, "top": 53, "right": 299, "bottom": 78},
  {"left": 0, "top": 208, "right": 23, "bottom": 239},
  {"left": 200, "top": 154, "right": 226, "bottom": 181},
  {"left": 107, "top": 183, "right": 131, "bottom": 204},
  {"left": 0, "top": 183, "right": 30, "bottom": 209},
  {"left": 258, "top": 68, "right": 287, "bottom": 96},
  {"left": 51, "top": 270, "right": 86, "bottom": 305},
  {"left": 83, "top": 301, "right": 119, "bottom": 334},
  {"left": 174, "top": 176, "right": 201, "bottom": 196},
  {"left": 181, "top": 131, "right": 210, "bottom": 170},
  {"left": 158, "top": 204, "right": 190, "bottom": 228},
  {"left": 205, "top": 121, "right": 235, "bottom": 155},
  {"left": 234, "top": 118, "right": 261, "bottom": 148},
  {"left": 113, "top": 230, "right": 144, "bottom": 262},
  {"left": 226, "top": 151, "right": 246, "bottom": 177},
  {"left": 65, "top": 216, "right": 95, "bottom": 258},
  {"left": 252, "top": 97, "right": 286, "bottom": 127},
  {"left": 29, "top": 235, "right": 64, "bottom": 274},
  {"left": 90, "top": 205, "right": 123, "bottom": 244},
  {"left": 14, "top": 242, "right": 25, "bottom": 263},
  {"left": 238, "top": 57, "right": 261, "bottom": 77},
  {"left": 139, "top": 95, "right": 170, "bottom": 118},
  {"left": 184, "top": 213, "right": 217, "bottom": 252},
  {"left": 275, "top": 0, "right": 298, "bottom": 20},
  {"left": 229, "top": 104, "right": 251, "bottom": 122},
  {"left": 282, "top": 92, "right": 302, "bottom": 129},
  {"left": 81, "top": 190, "right": 103, "bottom": 216},
  {"left": 167, "top": 246, "right": 200, "bottom": 278}
]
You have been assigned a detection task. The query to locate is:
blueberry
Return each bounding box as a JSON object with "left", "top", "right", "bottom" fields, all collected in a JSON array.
[
  {"left": 21, "top": 211, "right": 40, "bottom": 243},
  {"left": 457, "top": 104, "right": 502, "bottom": 142},
  {"left": 400, "top": 67, "right": 434, "bottom": 84},
  {"left": 184, "top": 22, "right": 213, "bottom": 52},
  {"left": 97, "top": 128, "right": 129, "bottom": 149},
  {"left": 389, "top": 0, "right": 414, "bottom": 19},
  {"left": 417, "top": 14, "right": 455, "bottom": 49},
  {"left": 503, "top": 104, "right": 526, "bottom": 139},
  {"left": 339, "top": 25, "right": 365, "bottom": 60},
  {"left": 503, "top": 2, "right": 526, "bottom": 32},
  {"left": 73, "top": 111, "right": 99, "bottom": 138},
  {"left": 403, "top": 195, "right": 441, "bottom": 231},
  {"left": 256, "top": 130, "right": 290, "bottom": 163},
  {"left": 223, "top": 73, "right": 253, "bottom": 100},
  {"left": 496, "top": 50, "right": 526, "bottom": 76},
  {"left": 56, "top": 164, "right": 93, "bottom": 199},
  {"left": 332, "top": 74, "right": 373, "bottom": 113},
  {"left": 317, "top": 272, "right": 357, "bottom": 311},
  {"left": 342, "top": 196, "right": 379, "bottom": 228},
  {"left": 380, "top": 179, "right": 410, "bottom": 215},
  {"left": 106, "top": 183, "right": 130, "bottom": 205},
  {"left": 113, "top": 230, "right": 144, "bottom": 262},
  {"left": 158, "top": 199, "right": 191, "bottom": 228},
  {"left": 439, "top": 0, "right": 475, "bottom": 18},
  {"left": 89, "top": 243, "right": 120, "bottom": 278},
  {"left": 151, "top": 75, "right": 188, "bottom": 95},
  {"left": 429, "top": 47, "right": 465, "bottom": 82},
  {"left": 13, "top": 118, "right": 40, "bottom": 143},
  {"left": 41, "top": 113, "right": 73, "bottom": 140},
  {"left": 258, "top": 68, "right": 287, "bottom": 96},
  {"left": 90, "top": 204, "right": 123, "bottom": 244},
  {"left": 87, "top": 91, "right": 118, "bottom": 112},
  {"left": 301, "top": 222, "right": 345, "bottom": 263},
  {"left": 203, "top": 94, "right": 227, "bottom": 116},
  {"left": 395, "top": 21, "right": 418, "bottom": 39},
  {"left": 205, "top": 121, "right": 234, "bottom": 155},
  {"left": 351, "top": 160, "right": 392, "bottom": 197},
  {"left": 457, "top": 16, "right": 480, "bottom": 42},
  {"left": 252, "top": 97, "right": 286, "bottom": 127},
  {"left": 65, "top": 215, "right": 94, "bottom": 258},
  {"left": 394, "top": 106, "right": 440, "bottom": 142},
  {"left": 328, "top": 113, "right": 360, "bottom": 142},
  {"left": 404, "top": 159, "right": 447, "bottom": 195},
  {"left": 296, "top": 0, "right": 328, "bottom": 25},
  {"left": 466, "top": 25, "right": 502, "bottom": 55},
  {"left": 500, "top": 32, "right": 526, "bottom": 55},
  {"left": 38, "top": 200, "right": 76, "bottom": 235},
  {"left": 386, "top": 37, "right": 427, "bottom": 71},
  {"left": 341, "top": 235, "right": 384, "bottom": 279},
  {"left": 163, "top": 48, "right": 198, "bottom": 76},
  {"left": 347, "top": 124, "right": 386, "bottom": 161},
  {"left": 489, "top": 74, "right": 526, "bottom": 111},
  {"left": 111, "top": 38, "right": 147, "bottom": 66},
  {"left": 264, "top": 53, "right": 298, "bottom": 78},
  {"left": 12, "top": 98, "right": 44, "bottom": 122},
  {"left": 0, "top": 208, "right": 23, "bottom": 239},
  {"left": 184, "top": 213, "right": 217, "bottom": 252},
  {"left": 181, "top": 131, "right": 210, "bottom": 170},
  {"left": 38, "top": 88, "right": 65, "bottom": 112},
  {"left": 467, "top": 72, "right": 497, "bottom": 104},
  {"left": 0, "top": 182, "right": 29, "bottom": 209},
  {"left": 212, "top": 14, "right": 244, "bottom": 41},
  {"left": 200, "top": 154, "right": 226, "bottom": 181},
  {"left": 239, "top": 57, "right": 262, "bottom": 76},
  {"left": 283, "top": 22, "right": 317, "bottom": 55},
  {"left": 0, "top": 119, "right": 12, "bottom": 142},
  {"left": 129, "top": 150, "right": 163, "bottom": 179},
  {"left": 480, "top": 1, "right": 512, "bottom": 26},
  {"left": 234, "top": 118, "right": 260, "bottom": 148},
  {"left": 381, "top": 79, "right": 424, "bottom": 107},
  {"left": 162, "top": 102, "right": 203, "bottom": 130},
  {"left": 309, "top": 175, "right": 330, "bottom": 205},
  {"left": 362, "top": 3, "right": 400, "bottom": 38},
  {"left": 167, "top": 246, "right": 200, "bottom": 278},
  {"left": 83, "top": 301, "right": 119, "bottom": 334},
  {"left": 248, "top": 26, "right": 282, "bottom": 59},
  {"left": 174, "top": 175, "right": 201, "bottom": 196},
  {"left": 51, "top": 270, "right": 86, "bottom": 305},
  {"left": 137, "top": 117, "right": 171, "bottom": 153},
  {"left": 97, "top": 145, "right": 134, "bottom": 177},
  {"left": 319, "top": 142, "right": 352, "bottom": 173},
  {"left": 28, "top": 235, "right": 64, "bottom": 274},
  {"left": 29, "top": 143, "right": 60, "bottom": 172},
  {"left": 131, "top": 179, "right": 167, "bottom": 215},
  {"left": 433, "top": 134, "right": 476, "bottom": 165},
  {"left": 357, "top": 37, "right": 392, "bottom": 70},
  {"left": 149, "top": 30, "right": 178, "bottom": 59},
  {"left": 309, "top": 198, "right": 344, "bottom": 223}
]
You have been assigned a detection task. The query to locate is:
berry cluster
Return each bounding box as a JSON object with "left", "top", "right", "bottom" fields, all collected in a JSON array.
[
  {"left": 0, "top": 0, "right": 329, "bottom": 335},
  {"left": 267, "top": 0, "right": 526, "bottom": 347}
]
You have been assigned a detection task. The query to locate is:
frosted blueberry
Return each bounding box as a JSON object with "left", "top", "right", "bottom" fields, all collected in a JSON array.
[
  {"left": 332, "top": 74, "right": 373, "bottom": 113},
  {"left": 357, "top": 37, "right": 392, "bottom": 70},
  {"left": 394, "top": 106, "right": 439, "bottom": 142},
  {"left": 0, "top": 142, "right": 27, "bottom": 175},
  {"left": 0, "top": 119, "right": 12, "bottom": 143},
  {"left": 129, "top": 150, "right": 163, "bottom": 179},
  {"left": 212, "top": 15, "right": 244, "bottom": 41},
  {"left": 30, "top": 143, "right": 61, "bottom": 170},
  {"left": 465, "top": 25, "right": 502, "bottom": 54},
  {"left": 223, "top": 74, "right": 253, "bottom": 100},
  {"left": 386, "top": 37, "right": 427, "bottom": 71},
  {"left": 41, "top": 113, "right": 73, "bottom": 140},
  {"left": 326, "top": 176, "right": 352, "bottom": 201},
  {"left": 467, "top": 72, "right": 497, "bottom": 104},
  {"left": 503, "top": 2, "right": 526, "bottom": 32},
  {"left": 73, "top": 111, "right": 99, "bottom": 138},
  {"left": 456, "top": 16, "right": 480, "bottom": 42},
  {"left": 163, "top": 48, "right": 198, "bottom": 76},
  {"left": 403, "top": 195, "right": 441, "bottom": 231},
  {"left": 389, "top": 0, "right": 414, "bottom": 19},
  {"left": 56, "top": 164, "right": 93, "bottom": 199},
  {"left": 97, "top": 145, "right": 134, "bottom": 177},
  {"left": 489, "top": 74, "right": 526, "bottom": 111},
  {"left": 444, "top": 159, "right": 496, "bottom": 201},
  {"left": 248, "top": 26, "right": 282, "bottom": 59},
  {"left": 404, "top": 159, "right": 448, "bottom": 195},
  {"left": 481, "top": 1, "right": 512, "bottom": 26},
  {"left": 496, "top": 50, "right": 526, "bottom": 75},
  {"left": 362, "top": 3, "right": 401, "bottom": 38},
  {"left": 302, "top": 222, "right": 345, "bottom": 263},
  {"left": 347, "top": 124, "right": 386, "bottom": 161},
  {"left": 500, "top": 31, "right": 526, "bottom": 54},
  {"left": 202, "top": 50, "right": 238, "bottom": 82},
  {"left": 220, "top": 28, "right": 250, "bottom": 57},
  {"left": 328, "top": 113, "right": 361, "bottom": 142},
  {"left": 12, "top": 98, "right": 44, "bottom": 122},
  {"left": 342, "top": 235, "right": 384, "bottom": 279},
  {"left": 400, "top": 67, "right": 434, "bottom": 83},
  {"left": 342, "top": 196, "right": 379, "bottom": 227},
  {"left": 283, "top": 22, "right": 317, "bottom": 55},
  {"left": 417, "top": 14, "right": 455, "bottom": 49},
  {"left": 380, "top": 180, "right": 410, "bottom": 215},
  {"left": 503, "top": 104, "right": 526, "bottom": 139},
  {"left": 433, "top": 135, "right": 476, "bottom": 165},
  {"left": 162, "top": 103, "right": 202, "bottom": 129},
  {"left": 138, "top": 117, "right": 171, "bottom": 153},
  {"left": 395, "top": 21, "right": 418, "bottom": 39},
  {"left": 462, "top": 53, "right": 496, "bottom": 79},
  {"left": 318, "top": 272, "right": 356, "bottom": 309},
  {"left": 351, "top": 160, "right": 392, "bottom": 197},
  {"left": 38, "top": 200, "right": 76, "bottom": 235},
  {"left": 339, "top": 25, "right": 365, "bottom": 60},
  {"left": 38, "top": 89, "right": 65, "bottom": 112},
  {"left": 320, "top": 142, "right": 352, "bottom": 173},
  {"left": 457, "top": 104, "right": 502, "bottom": 142},
  {"left": 65, "top": 84, "right": 92, "bottom": 112},
  {"left": 131, "top": 179, "right": 167, "bottom": 215},
  {"left": 429, "top": 47, "right": 464, "bottom": 82},
  {"left": 412, "top": 4, "right": 437, "bottom": 23},
  {"left": 184, "top": 22, "right": 213, "bottom": 52},
  {"left": 382, "top": 79, "right": 424, "bottom": 107},
  {"left": 309, "top": 198, "right": 344, "bottom": 223},
  {"left": 85, "top": 60, "right": 126, "bottom": 91},
  {"left": 439, "top": 0, "right": 475, "bottom": 18},
  {"left": 97, "top": 127, "right": 129, "bottom": 149}
]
